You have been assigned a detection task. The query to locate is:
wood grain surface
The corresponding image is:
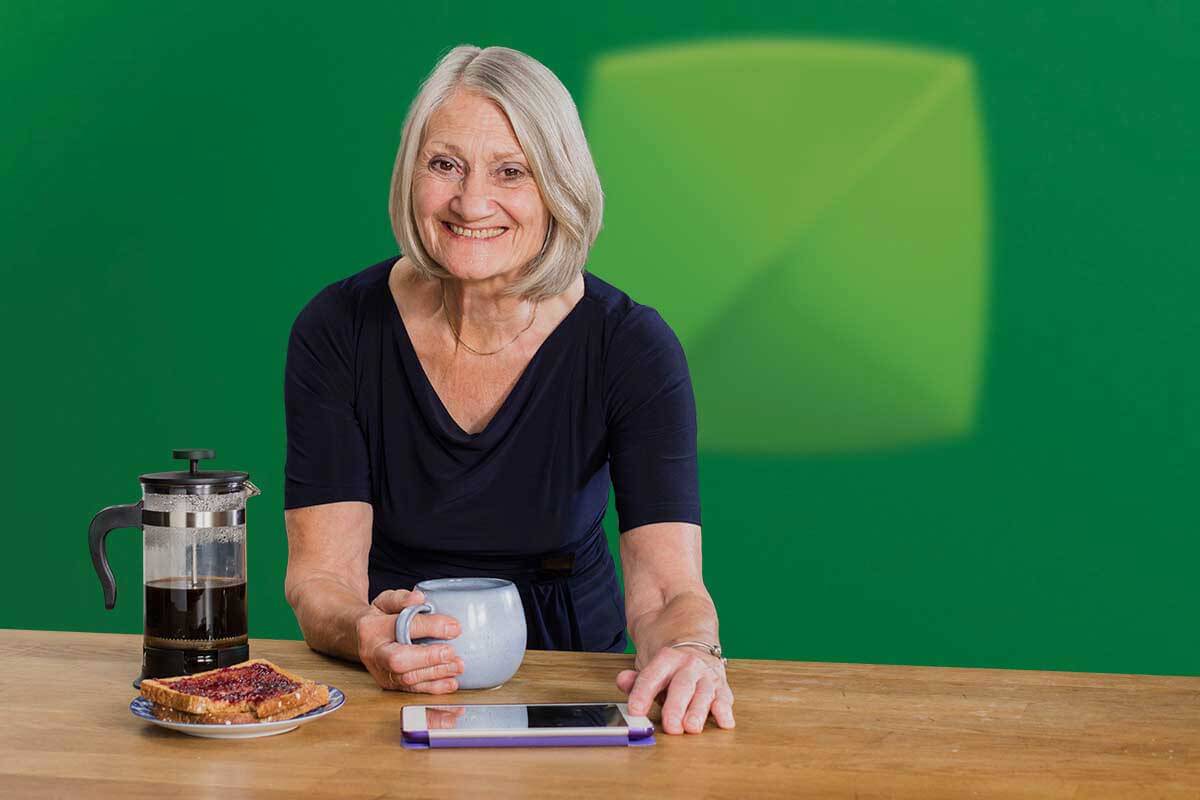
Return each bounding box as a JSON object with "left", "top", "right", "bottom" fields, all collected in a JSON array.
[{"left": 0, "top": 629, "right": 1196, "bottom": 798}]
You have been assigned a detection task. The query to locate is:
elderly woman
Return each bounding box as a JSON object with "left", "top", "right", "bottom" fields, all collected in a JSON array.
[{"left": 282, "top": 45, "right": 733, "bottom": 735}]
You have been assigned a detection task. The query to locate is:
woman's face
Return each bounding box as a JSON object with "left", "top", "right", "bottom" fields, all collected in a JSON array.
[{"left": 412, "top": 90, "right": 550, "bottom": 283}]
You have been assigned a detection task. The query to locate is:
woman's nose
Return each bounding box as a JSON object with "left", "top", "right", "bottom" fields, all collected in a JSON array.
[{"left": 452, "top": 169, "right": 494, "bottom": 220}]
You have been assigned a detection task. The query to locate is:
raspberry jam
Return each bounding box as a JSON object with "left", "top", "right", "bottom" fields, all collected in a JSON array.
[{"left": 169, "top": 663, "right": 299, "bottom": 704}]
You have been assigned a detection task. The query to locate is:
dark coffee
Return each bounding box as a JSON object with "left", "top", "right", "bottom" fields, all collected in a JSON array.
[{"left": 144, "top": 576, "right": 247, "bottom": 650}]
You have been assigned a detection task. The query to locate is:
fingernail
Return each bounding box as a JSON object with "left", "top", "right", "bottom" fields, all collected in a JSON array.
[
  {"left": 447, "top": 623, "right": 460, "bottom": 636},
  {"left": 439, "top": 647, "right": 452, "bottom": 660}
]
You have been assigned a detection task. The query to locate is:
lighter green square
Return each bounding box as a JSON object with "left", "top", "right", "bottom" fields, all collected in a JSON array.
[{"left": 583, "top": 39, "right": 989, "bottom": 453}]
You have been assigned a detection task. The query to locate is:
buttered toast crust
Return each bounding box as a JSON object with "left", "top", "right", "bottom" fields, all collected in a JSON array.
[
  {"left": 254, "top": 679, "right": 329, "bottom": 718},
  {"left": 140, "top": 658, "right": 325, "bottom": 717}
]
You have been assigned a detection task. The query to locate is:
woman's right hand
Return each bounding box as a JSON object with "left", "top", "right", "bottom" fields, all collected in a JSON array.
[{"left": 355, "top": 588, "right": 464, "bottom": 693}]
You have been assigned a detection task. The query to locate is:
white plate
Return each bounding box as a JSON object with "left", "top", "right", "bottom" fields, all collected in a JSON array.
[{"left": 130, "top": 686, "right": 345, "bottom": 739}]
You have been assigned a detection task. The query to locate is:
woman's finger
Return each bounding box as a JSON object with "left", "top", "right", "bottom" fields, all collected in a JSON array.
[
  {"left": 683, "top": 676, "right": 717, "bottom": 734},
  {"left": 403, "top": 677, "right": 459, "bottom": 695},
  {"left": 626, "top": 655, "right": 678, "bottom": 716},
  {"left": 710, "top": 694, "right": 736, "bottom": 729},
  {"left": 371, "top": 588, "right": 424, "bottom": 614},
  {"left": 398, "top": 659, "right": 465, "bottom": 687},
  {"left": 659, "top": 662, "right": 704, "bottom": 734},
  {"left": 407, "top": 612, "right": 461, "bottom": 641},
  {"left": 383, "top": 642, "right": 459, "bottom": 674},
  {"left": 615, "top": 669, "right": 638, "bottom": 695}
]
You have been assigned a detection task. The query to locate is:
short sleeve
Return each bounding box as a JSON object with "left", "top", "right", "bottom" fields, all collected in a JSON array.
[
  {"left": 605, "top": 305, "right": 701, "bottom": 532},
  {"left": 283, "top": 284, "right": 372, "bottom": 509}
]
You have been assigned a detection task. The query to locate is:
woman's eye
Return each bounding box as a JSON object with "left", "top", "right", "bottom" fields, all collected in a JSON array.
[
  {"left": 501, "top": 167, "right": 525, "bottom": 180},
  {"left": 430, "top": 158, "right": 457, "bottom": 173}
]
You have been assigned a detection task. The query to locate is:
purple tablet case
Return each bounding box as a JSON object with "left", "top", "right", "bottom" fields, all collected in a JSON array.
[{"left": 402, "top": 729, "right": 656, "bottom": 749}]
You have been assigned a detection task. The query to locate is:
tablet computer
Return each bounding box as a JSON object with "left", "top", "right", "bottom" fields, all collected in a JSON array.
[{"left": 401, "top": 702, "right": 654, "bottom": 748}]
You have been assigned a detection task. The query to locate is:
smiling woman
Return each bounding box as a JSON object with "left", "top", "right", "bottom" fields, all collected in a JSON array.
[
  {"left": 389, "top": 46, "right": 602, "bottom": 301},
  {"left": 281, "top": 45, "right": 735, "bottom": 736},
  {"left": 408, "top": 93, "right": 552, "bottom": 288}
]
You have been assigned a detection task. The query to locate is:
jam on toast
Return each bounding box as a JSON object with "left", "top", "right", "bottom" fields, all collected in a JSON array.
[{"left": 140, "top": 658, "right": 330, "bottom": 722}]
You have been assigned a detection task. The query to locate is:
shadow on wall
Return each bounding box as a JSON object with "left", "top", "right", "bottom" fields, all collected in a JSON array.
[{"left": 583, "top": 38, "right": 990, "bottom": 455}]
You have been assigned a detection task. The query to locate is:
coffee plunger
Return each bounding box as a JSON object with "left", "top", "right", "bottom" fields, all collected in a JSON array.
[{"left": 88, "top": 449, "right": 260, "bottom": 684}]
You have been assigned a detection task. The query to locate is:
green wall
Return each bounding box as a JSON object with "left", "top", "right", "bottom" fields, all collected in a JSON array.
[{"left": 3, "top": 2, "right": 1196, "bottom": 675}]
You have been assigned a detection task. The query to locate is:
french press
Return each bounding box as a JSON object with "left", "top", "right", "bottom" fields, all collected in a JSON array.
[{"left": 88, "top": 449, "right": 260, "bottom": 683}]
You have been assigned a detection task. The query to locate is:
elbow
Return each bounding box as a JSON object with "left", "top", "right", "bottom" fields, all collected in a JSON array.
[
  {"left": 286, "top": 585, "right": 331, "bottom": 658},
  {"left": 283, "top": 570, "right": 305, "bottom": 614},
  {"left": 283, "top": 570, "right": 320, "bottom": 641}
]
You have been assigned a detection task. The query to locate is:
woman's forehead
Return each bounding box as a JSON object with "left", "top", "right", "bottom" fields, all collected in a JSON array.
[{"left": 423, "top": 92, "right": 524, "bottom": 158}]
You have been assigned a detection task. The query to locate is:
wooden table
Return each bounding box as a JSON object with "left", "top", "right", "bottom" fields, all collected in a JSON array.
[{"left": 1, "top": 630, "right": 1197, "bottom": 798}]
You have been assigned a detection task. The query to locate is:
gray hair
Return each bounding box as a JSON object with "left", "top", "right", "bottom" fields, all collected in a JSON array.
[{"left": 388, "top": 45, "right": 604, "bottom": 300}]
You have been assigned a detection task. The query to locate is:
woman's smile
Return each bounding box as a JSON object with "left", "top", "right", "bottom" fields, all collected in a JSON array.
[{"left": 442, "top": 220, "right": 510, "bottom": 241}]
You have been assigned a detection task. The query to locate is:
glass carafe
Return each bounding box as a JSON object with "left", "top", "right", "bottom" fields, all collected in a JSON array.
[{"left": 89, "top": 449, "right": 260, "bottom": 683}]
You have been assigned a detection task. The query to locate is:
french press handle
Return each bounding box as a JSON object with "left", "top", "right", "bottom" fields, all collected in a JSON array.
[{"left": 88, "top": 501, "right": 143, "bottom": 610}]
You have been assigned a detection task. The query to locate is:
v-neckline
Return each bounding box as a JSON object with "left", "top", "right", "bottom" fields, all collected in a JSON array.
[{"left": 388, "top": 268, "right": 591, "bottom": 445}]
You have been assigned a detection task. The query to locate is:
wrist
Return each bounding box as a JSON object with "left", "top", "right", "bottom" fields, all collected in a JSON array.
[{"left": 667, "top": 640, "right": 728, "bottom": 668}]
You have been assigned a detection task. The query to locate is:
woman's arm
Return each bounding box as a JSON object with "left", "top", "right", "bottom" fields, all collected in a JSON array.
[
  {"left": 618, "top": 521, "right": 735, "bottom": 734},
  {"left": 284, "top": 501, "right": 374, "bottom": 660},
  {"left": 283, "top": 501, "right": 464, "bottom": 692}
]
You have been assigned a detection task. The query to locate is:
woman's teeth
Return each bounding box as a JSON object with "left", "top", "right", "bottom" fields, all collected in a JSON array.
[{"left": 447, "top": 222, "right": 506, "bottom": 240}]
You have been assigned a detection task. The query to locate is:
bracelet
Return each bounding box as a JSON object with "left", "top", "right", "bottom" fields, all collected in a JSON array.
[{"left": 670, "top": 640, "right": 728, "bottom": 667}]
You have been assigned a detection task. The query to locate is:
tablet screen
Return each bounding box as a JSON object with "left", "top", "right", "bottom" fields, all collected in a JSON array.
[{"left": 425, "top": 703, "right": 625, "bottom": 730}]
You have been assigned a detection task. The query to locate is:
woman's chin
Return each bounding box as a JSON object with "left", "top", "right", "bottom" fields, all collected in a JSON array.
[{"left": 438, "top": 257, "right": 521, "bottom": 284}]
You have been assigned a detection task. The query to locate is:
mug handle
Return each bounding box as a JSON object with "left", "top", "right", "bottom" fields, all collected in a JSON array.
[{"left": 395, "top": 603, "right": 434, "bottom": 645}]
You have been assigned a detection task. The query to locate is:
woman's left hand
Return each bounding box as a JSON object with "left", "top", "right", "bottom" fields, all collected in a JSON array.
[{"left": 616, "top": 646, "right": 735, "bottom": 734}]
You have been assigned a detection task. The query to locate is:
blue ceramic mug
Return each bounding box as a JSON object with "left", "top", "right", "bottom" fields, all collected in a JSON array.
[{"left": 395, "top": 578, "right": 527, "bottom": 690}]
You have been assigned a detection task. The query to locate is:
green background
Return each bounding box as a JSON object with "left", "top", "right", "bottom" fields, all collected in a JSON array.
[{"left": 3, "top": 2, "right": 1196, "bottom": 676}]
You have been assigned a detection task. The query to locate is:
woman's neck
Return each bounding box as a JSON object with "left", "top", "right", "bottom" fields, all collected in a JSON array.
[
  {"left": 436, "top": 270, "right": 538, "bottom": 354},
  {"left": 441, "top": 275, "right": 532, "bottom": 328},
  {"left": 391, "top": 257, "right": 585, "bottom": 354}
]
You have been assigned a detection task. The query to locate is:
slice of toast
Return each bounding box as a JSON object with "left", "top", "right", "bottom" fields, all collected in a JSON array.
[
  {"left": 253, "top": 675, "right": 329, "bottom": 718},
  {"left": 140, "top": 659, "right": 326, "bottom": 718},
  {"left": 150, "top": 686, "right": 330, "bottom": 725}
]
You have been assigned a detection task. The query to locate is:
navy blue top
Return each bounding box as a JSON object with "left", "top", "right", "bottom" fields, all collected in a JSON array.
[{"left": 283, "top": 257, "right": 700, "bottom": 652}]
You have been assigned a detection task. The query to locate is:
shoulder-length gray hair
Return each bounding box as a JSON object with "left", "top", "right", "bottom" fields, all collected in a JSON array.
[{"left": 388, "top": 45, "right": 604, "bottom": 300}]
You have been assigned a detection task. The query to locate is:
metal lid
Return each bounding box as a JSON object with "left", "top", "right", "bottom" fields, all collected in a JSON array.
[{"left": 139, "top": 449, "right": 250, "bottom": 495}]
